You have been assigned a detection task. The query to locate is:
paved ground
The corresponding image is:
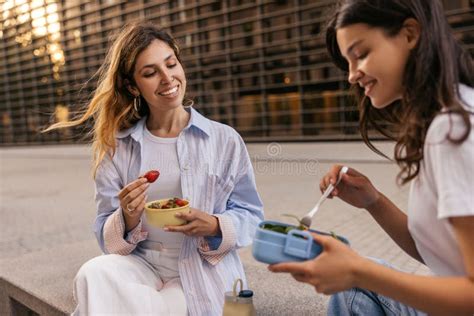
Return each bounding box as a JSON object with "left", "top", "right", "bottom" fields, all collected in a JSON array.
[{"left": 0, "top": 142, "right": 429, "bottom": 315}]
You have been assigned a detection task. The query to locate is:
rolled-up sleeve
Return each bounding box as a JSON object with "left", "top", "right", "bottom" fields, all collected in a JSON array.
[
  {"left": 94, "top": 152, "right": 147, "bottom": 254},
  {"left": 197, "top": 214, "right": 236, "bottom": 264},
  {"left": 103, "top": 209, "right": 148, "bottom": 255}
]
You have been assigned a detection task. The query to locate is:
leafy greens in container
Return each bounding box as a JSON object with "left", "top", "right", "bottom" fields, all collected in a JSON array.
[{"left": 262, "top": 214, "right": 343, "bottom": 241}]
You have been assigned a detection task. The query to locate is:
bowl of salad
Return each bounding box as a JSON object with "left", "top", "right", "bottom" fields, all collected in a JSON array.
[{"left": 144, "top": 197, "right": 190, "bottom": 228}]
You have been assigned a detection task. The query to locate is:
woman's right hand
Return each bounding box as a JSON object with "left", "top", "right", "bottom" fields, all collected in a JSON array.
[
  {"left": 118, "top": 177, "right": 149, "bottom": 232},
  {"left": 320, "top": 165, "right": 380, "bottom": 210}
]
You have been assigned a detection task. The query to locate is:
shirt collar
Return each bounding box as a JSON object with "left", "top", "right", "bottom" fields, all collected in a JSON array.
[
  {"left": 186, "top": 107, "right": 211, "bottom": 137},
  {"left": 116, "top": 107, "right": 211, "bottom": 141}
]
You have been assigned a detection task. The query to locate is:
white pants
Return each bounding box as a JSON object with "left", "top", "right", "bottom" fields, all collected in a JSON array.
[{"left": 72, "top": 250, "right": 187, "bottom": 316}]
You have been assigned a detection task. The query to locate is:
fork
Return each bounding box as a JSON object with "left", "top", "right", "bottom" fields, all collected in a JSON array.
[{"left": 300, "top": 166, "right": 349, "bottom": 228}]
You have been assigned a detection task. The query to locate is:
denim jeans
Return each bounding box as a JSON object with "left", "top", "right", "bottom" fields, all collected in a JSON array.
[{"left": 327, "top": 258, "right": 427, "bottom": 316}]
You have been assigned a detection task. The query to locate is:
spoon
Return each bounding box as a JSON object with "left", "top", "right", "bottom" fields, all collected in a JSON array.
[{"left": 300, "top": 166, "right": 349, "bottom": 228}]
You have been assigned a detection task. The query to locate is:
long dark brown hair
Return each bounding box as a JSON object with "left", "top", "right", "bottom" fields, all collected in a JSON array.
[{"left": 325, "top": 0, "right": 473, "bottom": 184}]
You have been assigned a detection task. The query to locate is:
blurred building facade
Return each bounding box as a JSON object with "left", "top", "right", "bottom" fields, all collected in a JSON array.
[{"left": 1, "top": 0, "right": 473, "bottom": 145}]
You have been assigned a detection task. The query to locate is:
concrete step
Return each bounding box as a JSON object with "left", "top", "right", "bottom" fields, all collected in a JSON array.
[
  {"left": 0, "top": 239, "right": 100, "bottom": 316},
  {"left": 0, "top": 239, "right": 330, "bottom": 316}
]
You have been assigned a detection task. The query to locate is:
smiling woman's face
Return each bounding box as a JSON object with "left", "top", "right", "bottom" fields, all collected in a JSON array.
[
  {"left": 336, "top": 23, "right": 414, "bottom": 108},
  {"left": 132, "top": 39, "right": 186, "bottom": 112}
]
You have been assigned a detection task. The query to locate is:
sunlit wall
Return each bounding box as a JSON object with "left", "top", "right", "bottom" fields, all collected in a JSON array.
[{"left": 1, "top": 0, "right": 473, "bottom": 145}]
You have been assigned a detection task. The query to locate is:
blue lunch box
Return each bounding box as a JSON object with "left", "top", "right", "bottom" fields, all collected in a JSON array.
[{"left": 252, "top": 220, "right": 349, "bottom": 264}]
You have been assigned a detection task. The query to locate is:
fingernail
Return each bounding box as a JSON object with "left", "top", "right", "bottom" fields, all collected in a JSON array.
[{"left": 163, "top": 227, "right": 169, "bottom": 231}]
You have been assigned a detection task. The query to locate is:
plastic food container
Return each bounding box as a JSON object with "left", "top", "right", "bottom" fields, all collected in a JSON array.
[{"left": 252, "top": 220, "right": 349, "bottom": 264}]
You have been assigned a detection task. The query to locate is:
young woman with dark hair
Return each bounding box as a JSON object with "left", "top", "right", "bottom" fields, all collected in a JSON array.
[{"left": 269, "top": 1, "right": 474, "bottom": 315}]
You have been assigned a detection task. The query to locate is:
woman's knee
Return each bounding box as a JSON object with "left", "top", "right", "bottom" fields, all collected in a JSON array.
[
  {"left": 328, "top": 290, "right": 354, "bottom": 316},
  {"left": 75, "top": 254, "right": 123, "bottom": 281}
]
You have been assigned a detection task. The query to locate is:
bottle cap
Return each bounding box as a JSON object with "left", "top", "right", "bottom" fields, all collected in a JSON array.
[{"left": 239, "top": 290, "right": 254, "bottom": 298}]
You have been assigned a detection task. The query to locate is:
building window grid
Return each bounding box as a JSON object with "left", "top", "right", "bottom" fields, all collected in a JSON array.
[{"left": 1, "top": 2, "right": 473, "bottom": 144}]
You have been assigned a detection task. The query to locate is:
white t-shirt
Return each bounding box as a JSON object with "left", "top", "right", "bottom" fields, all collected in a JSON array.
[
  {"left": 140, "top": 126, "right": 184, "bottom": 248},
  {"left": 408, "top": 84, "right": 474, "bottom": 276}
]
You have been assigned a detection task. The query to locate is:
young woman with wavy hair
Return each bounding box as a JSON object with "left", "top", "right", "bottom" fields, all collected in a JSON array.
[
  {"left": 46, "top": 22, "right": 263, "bottom": 315},
  {"left": 269, "top": 1, "right": 474, "bottom": 315}
]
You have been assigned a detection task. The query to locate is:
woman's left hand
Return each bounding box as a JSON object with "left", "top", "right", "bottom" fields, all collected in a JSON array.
[
  {"left": 268, "top": 232, "right": 365, "bottom": 295},
  {"left": 164, "top": 208, "right": 220, "bottom": 237}
]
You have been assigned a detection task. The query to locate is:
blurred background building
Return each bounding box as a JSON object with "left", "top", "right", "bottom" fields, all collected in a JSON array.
[{"left": 1, "top": 0, "right": 473, "bottom": 145}]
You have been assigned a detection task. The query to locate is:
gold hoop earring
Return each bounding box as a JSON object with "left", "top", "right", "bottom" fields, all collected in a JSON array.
[
  {"left": 183, "top": 98, "right": 194, "bottom": 109},
  {"left": 133, "top": 96, "right": 141, "bottom": 112}
]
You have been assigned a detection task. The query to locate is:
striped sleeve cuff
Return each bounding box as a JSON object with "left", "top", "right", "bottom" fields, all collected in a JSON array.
[
  {"left": 198, "top": 214, "right": 236, "bottom": 265},
  {"left": 103, "top": 208, "right": 148, "bottom": 255},
  {"left": 125, "top": 221, "right": 148, "bottom": 244}
]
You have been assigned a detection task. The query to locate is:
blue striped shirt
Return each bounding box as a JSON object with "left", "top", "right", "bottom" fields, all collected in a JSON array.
[{"left": 93, "top": 107, "right": 264, "bottom": 315}]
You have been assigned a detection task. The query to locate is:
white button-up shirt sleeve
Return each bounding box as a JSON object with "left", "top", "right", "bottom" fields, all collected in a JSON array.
[
  {"left": 93, "top": 141, "right": 147, "bottom": 255},
  {"left": 93, "top": 151, "right": 123, "bottom": 254},
  {"left": 197, "top": 135, "right": 264, "bottom": 265}
]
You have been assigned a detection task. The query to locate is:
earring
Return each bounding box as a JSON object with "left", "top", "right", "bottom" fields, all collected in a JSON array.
[
  {"left": 183, "top": 98, "right": 194, "bottom": 109},
  {"left": 133, "top": 95, "right": 141, "bottom": 112}
]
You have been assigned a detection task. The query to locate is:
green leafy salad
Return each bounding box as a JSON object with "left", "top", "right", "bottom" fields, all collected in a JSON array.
[{"left": 262, "top": 214, "right": 343, "bottom": 241}]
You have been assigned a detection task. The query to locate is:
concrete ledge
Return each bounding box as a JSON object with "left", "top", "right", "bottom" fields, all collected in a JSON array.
[
  {"left": 0, "top": 239, "right": 329, "bottom": 315},
  {"left": 0, "top": 279, "right": 64, "bottom": 316},
  {"left": 0, "top": 239, "right": 101, "bottom": 316}
]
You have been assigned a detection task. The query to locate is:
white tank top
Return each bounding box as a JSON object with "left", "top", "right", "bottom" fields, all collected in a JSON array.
[{"left": 140, "top": 125, "right": 184, "bottom": 249}]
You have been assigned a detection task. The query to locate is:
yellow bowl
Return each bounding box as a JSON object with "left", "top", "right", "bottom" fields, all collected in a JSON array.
[{"left": 144, "top": 198, "right": 190, "bottom": 228}]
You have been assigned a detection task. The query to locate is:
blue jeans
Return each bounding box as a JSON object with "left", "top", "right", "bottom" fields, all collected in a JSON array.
[{"left": 327, "top": 258, "right": 427, "bottom": 316}]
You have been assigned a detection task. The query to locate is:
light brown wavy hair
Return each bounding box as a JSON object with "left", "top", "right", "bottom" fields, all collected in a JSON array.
[
  {"left": 44, "top": 22, "right": 182, "bottom": 177},
  {"left": 325, "top": 0, "right": 473, "bottom": 185}
]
